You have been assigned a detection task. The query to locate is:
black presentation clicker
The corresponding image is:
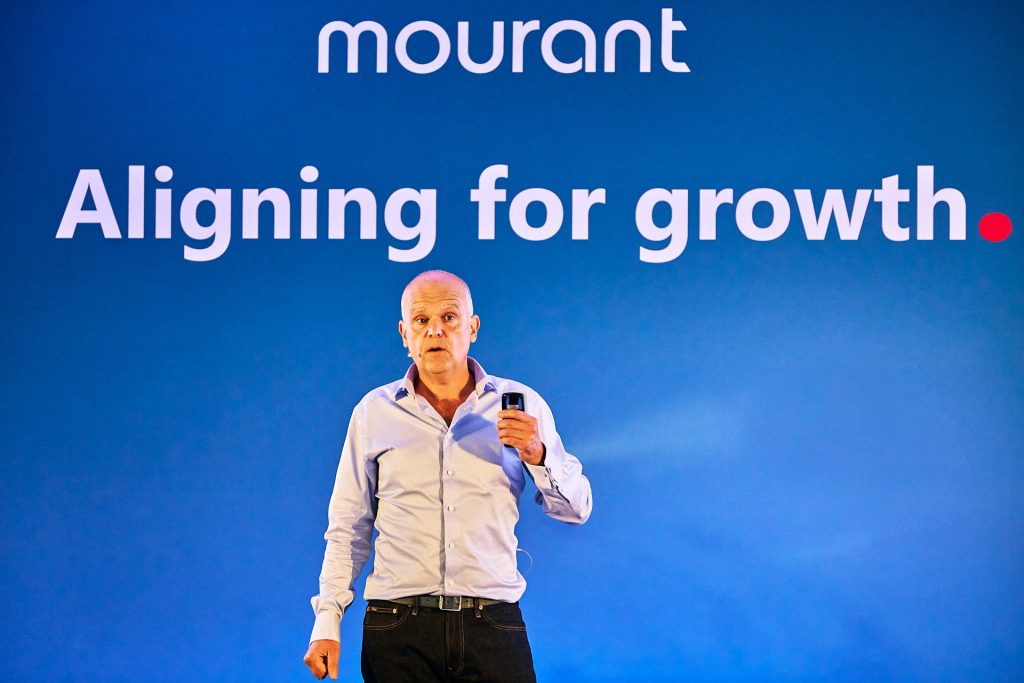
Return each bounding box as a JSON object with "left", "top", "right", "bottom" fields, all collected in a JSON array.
[{"left": 502, "top": 392, "right": 525, "bottom": 412}]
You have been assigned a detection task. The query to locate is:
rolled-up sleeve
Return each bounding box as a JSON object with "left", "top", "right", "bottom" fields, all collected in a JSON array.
[
  {"left": 309, "top": 401, "right": 377, "bottom": 643},
  {"left": 523, "top": 394, "right": 592, "bottom": 525}
]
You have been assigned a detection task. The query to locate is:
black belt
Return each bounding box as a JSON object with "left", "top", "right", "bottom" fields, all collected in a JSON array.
[{"left": 382, "top": 595, "right": 505, "bottom": 611}]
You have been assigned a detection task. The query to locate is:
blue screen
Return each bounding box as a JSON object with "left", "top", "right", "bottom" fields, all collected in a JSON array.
[{"left": 2, "top": 1, "right": 1021, "bottom": 680}]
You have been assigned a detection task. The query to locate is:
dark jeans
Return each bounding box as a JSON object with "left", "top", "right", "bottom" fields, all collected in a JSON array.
[{"left": 361, "top": 599, "right": 537, "bottom": 682}]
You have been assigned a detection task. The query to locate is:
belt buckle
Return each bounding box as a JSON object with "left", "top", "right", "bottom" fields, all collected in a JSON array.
[{"left": 440, "top": 595, "right": 462, "bottom": 611}]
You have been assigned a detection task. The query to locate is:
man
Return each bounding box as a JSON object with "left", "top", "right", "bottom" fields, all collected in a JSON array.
[{"left": 303, "top": 270, "right": 592, "bottom": 681}]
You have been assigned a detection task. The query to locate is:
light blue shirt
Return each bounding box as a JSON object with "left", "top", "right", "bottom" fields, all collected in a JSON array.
[{"left": 309, "top": 357, "right": 592, "bottom": 642}]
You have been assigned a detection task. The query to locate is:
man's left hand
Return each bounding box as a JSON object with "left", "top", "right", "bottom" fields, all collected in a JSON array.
[{"left": 497, "top": 409, "right": 545, "bottom": 466}]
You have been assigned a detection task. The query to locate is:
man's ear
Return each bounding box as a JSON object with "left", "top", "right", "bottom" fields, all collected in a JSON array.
[
  {"left": 469, "top": 315, "right": 480, "bottom": 342},
  {"left": 398, "top": 320, "right": 407, "bottom": 348}
]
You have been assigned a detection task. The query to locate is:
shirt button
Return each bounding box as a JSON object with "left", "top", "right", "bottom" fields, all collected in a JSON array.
[
  {"left": 447, "top": 505, "right": 455, "bottom": 512},
  {"left": 447, "top": 542, "right": 454, "bottom": 549},
  {"left": 447, "top": 579, "right": 454, "bottom": 586},
  {"left": 446, "top": 469, "right": 454, "bottom": 476}
]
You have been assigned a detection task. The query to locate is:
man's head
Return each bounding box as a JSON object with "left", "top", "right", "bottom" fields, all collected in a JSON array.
[{"left": 398, "top": 270, "right": 480, "bottom": 381}]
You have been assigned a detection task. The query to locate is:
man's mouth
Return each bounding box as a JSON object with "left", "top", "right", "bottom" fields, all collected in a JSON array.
[{"left": 426, "top": 347, "right": 446, "bottom": 353}]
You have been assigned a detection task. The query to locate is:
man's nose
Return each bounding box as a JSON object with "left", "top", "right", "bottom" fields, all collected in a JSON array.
[{"left": 426, "top": 320, "right": 444, "bottom": 336}]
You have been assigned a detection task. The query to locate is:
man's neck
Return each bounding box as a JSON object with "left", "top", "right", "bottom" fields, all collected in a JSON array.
[{"left": 414, "top": 362, "right": 475, "bottom": 404}]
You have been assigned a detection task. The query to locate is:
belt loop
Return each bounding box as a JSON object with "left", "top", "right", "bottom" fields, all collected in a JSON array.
[
  {"left": 475, "top": 601, "right": 482, "bottom": 619},
  {"left": 412, "top": 597, "right": 419, "bottom": 616}
]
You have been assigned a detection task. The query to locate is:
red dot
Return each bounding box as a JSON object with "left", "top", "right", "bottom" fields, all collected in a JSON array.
[{"left": 979, "top": 212, "right": 1012, "bottom": 242}]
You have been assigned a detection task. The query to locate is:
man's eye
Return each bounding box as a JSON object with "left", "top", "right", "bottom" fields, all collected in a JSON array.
[
  {"left": 443, "top": 314, "right": 456, "bottom": 322},
  {"left": 415, "top": 318, "right": 427, "bottom": 324}
]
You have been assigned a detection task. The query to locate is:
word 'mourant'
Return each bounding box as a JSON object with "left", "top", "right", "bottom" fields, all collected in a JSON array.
[{"left": 317, "top": 8, "right": 690, "bottom": 74}]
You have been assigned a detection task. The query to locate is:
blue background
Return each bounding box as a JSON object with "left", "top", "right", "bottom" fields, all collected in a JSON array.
[{"left": 2, "top": 1, "right": 1022, "bottom": 680}]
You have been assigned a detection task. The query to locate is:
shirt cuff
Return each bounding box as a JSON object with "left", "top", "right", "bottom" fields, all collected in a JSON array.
[
  {"left": 524, "top": 461, "right": 554, "bottom": 488},
  {"left": 310, "top": 610, "right": 342, "bottom": 643},
  {"left": 525, "top": 442, "right": 564, "bottom": 491}
]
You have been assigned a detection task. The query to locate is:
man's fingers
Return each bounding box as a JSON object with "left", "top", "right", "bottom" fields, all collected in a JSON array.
[
  {"left": 327, "top": 641, "right": 340, "bottom": 680},
  {"left": 497, "top": 410, "right": 534, "bottom": 423},
  {"left": 305, "top": 641, "right": 336, "bottom": 679},
  {"left": 498, "top": 431, "right": 525, "bottom": 447},
  {"left": 497, "top": 419, "right": 534, "bottom": 434},
  {"left": 498, "top": 414, "right": 542, "bottom": 460},
  {"left": 304, "top": 650, "right": 326, "bottom": 678},
  {"left": 498, "top": 425, "right": 534, "bottom": 443}
]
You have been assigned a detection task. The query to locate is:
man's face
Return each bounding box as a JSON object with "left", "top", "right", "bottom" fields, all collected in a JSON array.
[{"left": 398, "top": 278, "right": 480, "bottom": 380}]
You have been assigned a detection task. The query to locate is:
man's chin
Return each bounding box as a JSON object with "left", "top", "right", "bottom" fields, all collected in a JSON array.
[
  {"left": 418, "top": 354, "right": 463, "bottom": 375},
  {"left": 424, "top": 357, "right": 451, "bottom": 369}
]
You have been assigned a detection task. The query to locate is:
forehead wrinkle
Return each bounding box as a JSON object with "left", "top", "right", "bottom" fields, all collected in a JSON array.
[
  {"left": 401, "top": 272, "right": 474, "bottom": 320},
  {"left": 408, "top": 297, "right": 465, "bottom": 315}
]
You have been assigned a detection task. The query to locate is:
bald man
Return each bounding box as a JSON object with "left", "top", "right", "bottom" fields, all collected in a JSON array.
[{"left": 304, "top": 270, "right": 592, "bottom": 682}]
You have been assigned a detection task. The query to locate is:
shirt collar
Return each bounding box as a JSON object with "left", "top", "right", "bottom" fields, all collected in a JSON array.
[{"left": 393, "top": 356, "right": 496, "bottom": 401}]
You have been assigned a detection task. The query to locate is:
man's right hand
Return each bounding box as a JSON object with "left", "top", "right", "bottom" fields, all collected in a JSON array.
[{"left": 304, "top": 639, "right": 340, "bottom": 680}]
